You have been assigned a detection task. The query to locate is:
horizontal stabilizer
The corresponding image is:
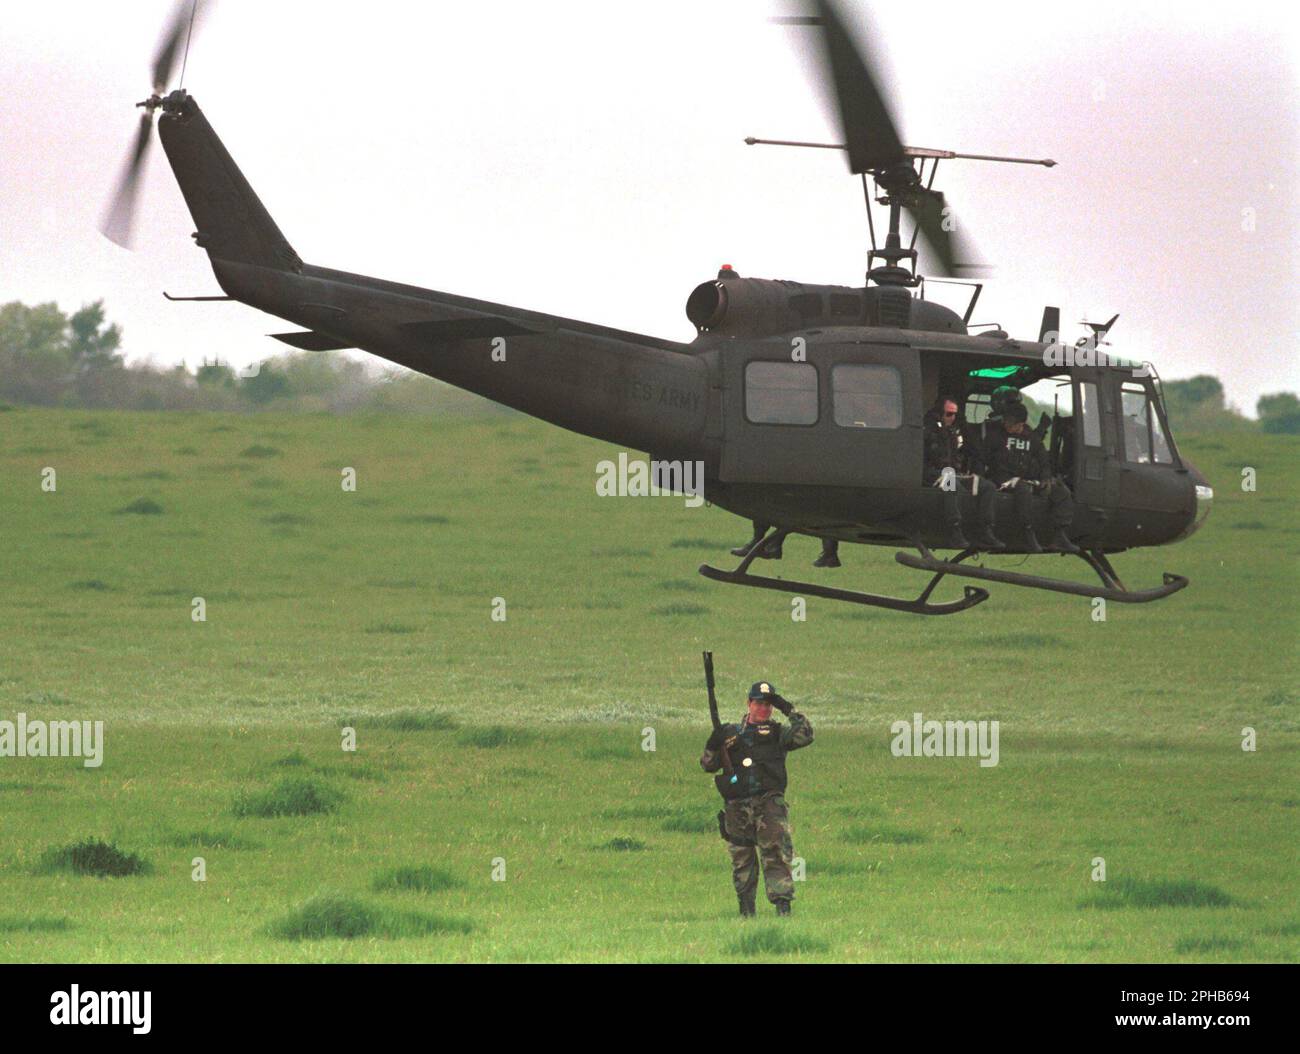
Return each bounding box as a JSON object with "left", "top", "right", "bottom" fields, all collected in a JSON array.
[
  {"left": 400, "top": 317, "right": 538, "bottom": 343},
  {"left": 271, "top": 331, "right": 354, "bottom": 351}
]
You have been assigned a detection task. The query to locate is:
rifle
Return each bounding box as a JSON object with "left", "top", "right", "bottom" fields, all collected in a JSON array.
[
  {"left": 704, "top": 651, "right": 752, "bottom": 848},
  {"left": 703, "top": 651, "right": 737, "bottom": 788}
]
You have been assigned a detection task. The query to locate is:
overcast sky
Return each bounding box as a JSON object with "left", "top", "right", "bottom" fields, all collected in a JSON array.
[{"left": 3, "top": 1, "right": 1296, "bottom": 413}]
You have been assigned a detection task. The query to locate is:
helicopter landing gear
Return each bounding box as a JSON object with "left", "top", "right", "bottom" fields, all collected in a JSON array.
[
  {"left": 699, "top": 529, "right": 989, "bottom": 615},
  {"left": 894, "top": 546, "right": 1188, "bottom": 604}
]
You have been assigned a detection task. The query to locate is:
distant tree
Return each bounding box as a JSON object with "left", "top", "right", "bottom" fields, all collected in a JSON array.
[
  {"left": 1163, "top": 375, "right": 1225, "bottom": 411},
  {"left": 66, "top": 301, "right": 122, "bottom": 374},
  {"left": 1257, "top": 391, "right": 1300, "bottom": 435},
  {"left": 241, "top": 362, "right": 292, "bottom": 404},
  {"left": 196, "top": 358, "right": 237, "bottom": 387}
]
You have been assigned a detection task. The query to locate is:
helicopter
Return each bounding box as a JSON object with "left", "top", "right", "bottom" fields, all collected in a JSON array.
[{"left": 102, "top": 0, "right": 1212, "bottom": 616}]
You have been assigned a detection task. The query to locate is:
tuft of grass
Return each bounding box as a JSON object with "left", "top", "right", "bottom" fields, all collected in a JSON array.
[
  {"left": 456, "top": 726, "right": 534, "bottom": 749},
  {"left": 669, "top": 538, "right": 722, "bottom": 550},
  {"left": 395, "top": 514, "right": 450, "bottom": 525},
  {"left": 651, "top": 603, "right": 708, "bottom": 616},
  {"left": 69, "top": 580, "right": 112, "bottom": 591},
  {"left": 174, "top": 445, "right": 199, "bottom": 455},
  {"left": 263, "top": 512, "right": 311, "bottom": 526},
  {"left": 270, "top": 751, "right": 310, "bottom": 768},
  {"left": 598, "top": 837, "right": 647, "bottom": 852},
  {"left": 842, "top": 825, "right": 926, "bottom": 845},
  {"left": 1228, "top": 521, "right": 1268, "bottom": 530},
  {"left": 269, "top": 894, "right": 471, "bottom": 941},
  {"left": 164, "top": 830, "right": 262, "bottom": 851},
  {"left": 1173, "top": 935, "right": 1246, "bottom": 954},
  {"left": 233, "top": 777, "right": 345, "bottom": 818},
  {"left": 114, "top": 497, "right": 164, "bottom": 516},
  {"left": 1079, "top": 876, "right": 1235, "bottom": 910},
  {"left": 239, "top": 444, "right": 282, "bottom": 458},
  {"left": 365, "top": 622, "right": 419, "bottom": 635},
  {"left": 975, "top": 633, "right": 1062, "bottom": 649},
  {"left": 37, "top": 839, "right": 151, "bottom": 878},
  {"left": 0, "top": 916, "right": 72, "bottom": 933},
  {"left": 730, "top": 926, "right": 827, "bottom": 956},
  {"left": 367, "top": 710, "right": 457, "bottom": 732},
  {"left": 23, "top": 691, "right": 73, "bottom": 707},
  {"left": 660, "top": 811, "right": 717, "bottom": 834},
  {"left": 372, "top": 865, "right": 462, "bottom": 894}
]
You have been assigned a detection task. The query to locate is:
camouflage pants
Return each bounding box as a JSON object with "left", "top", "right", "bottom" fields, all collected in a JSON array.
[{"left": 725, "top": 792, "right": 795, "bottom": 903}]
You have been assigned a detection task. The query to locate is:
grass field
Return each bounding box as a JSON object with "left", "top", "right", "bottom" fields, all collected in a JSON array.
[{"left": 0, "top": 406, "right": 1296, "bottom": 962}]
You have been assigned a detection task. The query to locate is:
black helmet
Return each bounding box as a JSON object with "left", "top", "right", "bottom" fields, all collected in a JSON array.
[
  {"left": 1004, "top": 402, "right": 1029, "bottom": 424},
  {"left": 990, "top": 385, "right": 1024, "bottom": 416}
]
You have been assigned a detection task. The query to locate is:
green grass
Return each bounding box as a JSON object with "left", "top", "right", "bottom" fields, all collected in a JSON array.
[{"left": 0, "top": 412, "right": 1295, "bottom": 961}]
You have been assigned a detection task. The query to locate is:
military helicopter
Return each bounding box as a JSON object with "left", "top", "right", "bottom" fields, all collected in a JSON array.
[{"left": 102, "top": 1, "right": 1212, "bottom": 616}]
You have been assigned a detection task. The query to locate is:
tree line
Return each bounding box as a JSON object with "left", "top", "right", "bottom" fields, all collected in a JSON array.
[{"left": 1, "top": 299, "right": 1297, "bottom": 432}]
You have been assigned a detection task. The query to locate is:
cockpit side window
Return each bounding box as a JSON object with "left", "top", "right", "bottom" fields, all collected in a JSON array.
[{"left": 1120, "top": 382, "right": 1174, "bottom": 465}]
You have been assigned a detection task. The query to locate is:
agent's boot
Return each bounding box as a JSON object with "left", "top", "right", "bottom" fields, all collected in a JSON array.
[
  {"left": 730, "top": 527, "right": 765, "bottom": 558},
  {"left": 812, "top": 539, "right": 841, "bottom": 568},
  {"left": 944, "top": 522, "right": 971, "bottom": 550},
  {"left": 1023, "top": 528, "right": 1045, "bottom": 554},
  {"left": 1050, "top": 528, "right": 1080, "bottom": 554},
  {"left": 972, "top": 524, "right": 1005, "bottom": 550},
  {"left": 756, "top": 536, "right": 783, "bottom": 560},
  {"left": 774, "top": 899, "right": 792, "bottom": 917},
  {"left": 738, "top": 892, "right": 756, "bottom": 918}
]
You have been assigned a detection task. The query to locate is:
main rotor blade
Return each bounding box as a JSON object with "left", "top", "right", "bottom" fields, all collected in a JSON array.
[
  {"left": 775, "top": 1, "right": 905, "bottom": 173},
  {"left": 905, "top": 186, "right": 990, "bottom": 279},
  {"left": 152, "top": 0, "right": 198, "bottom": 94},
  {"left": 100, "top": 112, "right": 154, "bottom": 249}
]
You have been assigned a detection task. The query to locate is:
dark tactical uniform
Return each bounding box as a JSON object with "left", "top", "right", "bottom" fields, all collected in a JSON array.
[
  {"left": 700, "top": 706, "right": 814, "bottom": 910},
  {"left": 982, "top": 420, "right": 1076, "bottom": 547},
  {"left": 923, "top": 405, "right": 997, "bottom": 545}
]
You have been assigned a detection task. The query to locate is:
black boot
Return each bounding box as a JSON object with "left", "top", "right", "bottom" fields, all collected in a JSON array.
[
  {"left": 1050, "top": 528, "right": 1080, "bottom": 554},
  {"left": 774, "top": 899, "right": 792, "bottom": 917},
  {"left": 738, "top": 892, "right": 756, "bottom": 918},
  {"left": 757, "top": 537, "right": 783, "bottom": 560},
  {"left": 730, "top": 529, "right": 764, "bottom": 557},
  {"left": 944, "top": 523, "right": 971, "bottom": 550},
  {"left": 973, "top": 524, "right": 1004, "bottom": 550},
  {"left": 1023, "top": 528, "right": 1044, "bottom": 554},
  {"left": 812, "top": 539, "right": 841, "bottom": 568}
]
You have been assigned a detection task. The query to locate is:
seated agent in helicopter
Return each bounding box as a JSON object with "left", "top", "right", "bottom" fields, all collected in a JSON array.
[
  {"left": 924, "top": 397, "right": 1002, "bottom": 550},
  {"left": 982, "top": 402, "right": 1080, "bottom": 554}
]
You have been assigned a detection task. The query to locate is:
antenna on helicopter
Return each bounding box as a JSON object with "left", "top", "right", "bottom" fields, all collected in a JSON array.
[{"left": 749, "top": 2, "right": 1054, "bottom": 290}]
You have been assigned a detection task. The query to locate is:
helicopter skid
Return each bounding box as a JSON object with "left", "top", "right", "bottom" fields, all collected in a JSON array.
[
  {"left": 894, "top": 548, "right": 1188, "bottom": 604},
  {"left": 698, "top": 530, "right": 989, "bottom": 615}
]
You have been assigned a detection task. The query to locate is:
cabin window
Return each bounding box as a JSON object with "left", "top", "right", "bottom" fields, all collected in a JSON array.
[
  {"left": 744, "top": 361, "right": 819, "bottom": 425},
  {"left": 1079, "top": 381, "right": 1101, "bottom": 447},
  {"left": 832, "top": 364, "right": 902, "bottom": 429},
  {"left": 1121, "top": 383, "right": 1173, "bottom": 464}
]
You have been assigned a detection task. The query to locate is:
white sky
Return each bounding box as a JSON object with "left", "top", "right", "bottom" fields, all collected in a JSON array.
[{"left": 2, "top": 1, "right": 1297, "bottom": 413}]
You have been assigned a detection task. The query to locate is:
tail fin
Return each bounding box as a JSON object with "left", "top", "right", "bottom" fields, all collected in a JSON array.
[{"left": 156, "top": 92, "right": 302, "bottom": 272}]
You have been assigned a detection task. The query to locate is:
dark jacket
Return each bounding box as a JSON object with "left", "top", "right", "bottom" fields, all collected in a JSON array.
[
  {"left": 923, "top": 410, "right": 967, "bottom": 484},
  {"left": 700, "top": 713, "right": 814, "bottom": 800},
  {"left": 983, "top": 425, "right": 1050, "bottom": 485}
]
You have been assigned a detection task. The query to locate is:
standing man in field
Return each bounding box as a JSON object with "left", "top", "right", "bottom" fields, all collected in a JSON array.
[{"left": 700, "top": 680, "right": 814, "bottom": 917}]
